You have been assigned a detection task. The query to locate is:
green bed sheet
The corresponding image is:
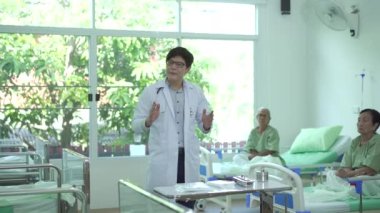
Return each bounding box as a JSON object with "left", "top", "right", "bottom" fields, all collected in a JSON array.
[
  {"left": 0, "top": 200, "right": 12, "bottom": 213},
  {"left": 281, "top": 151, "right": 338, "bottom": 174},
  {"left": 281, "top": 151, "right": 338, "bottom": 166},
  {"left": 348, "top": 198, "right": 380, "bottom": 211}
]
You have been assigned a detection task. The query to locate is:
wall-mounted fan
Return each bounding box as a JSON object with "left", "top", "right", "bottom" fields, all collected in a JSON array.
[{"left": 314, "top": 0, "right": 359, "bottom": 37}]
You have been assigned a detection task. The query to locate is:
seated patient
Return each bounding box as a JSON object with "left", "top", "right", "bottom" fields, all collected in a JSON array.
[
  {"left": 243, "top": 107, "right": 280, "bottom": 161},
  {"left": 336, "top": 108, "right": 380, "bottom": 178},
  {"left": 304, "top": 109, "right": 380, "bottom": 202},
  {"left": 224, "top": 108, "right": 282, "bottom": 176}
]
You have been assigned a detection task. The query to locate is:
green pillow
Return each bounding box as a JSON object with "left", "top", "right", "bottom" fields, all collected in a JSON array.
[{"left": 290, "top": 125, "right": 343, "bottom": 153}]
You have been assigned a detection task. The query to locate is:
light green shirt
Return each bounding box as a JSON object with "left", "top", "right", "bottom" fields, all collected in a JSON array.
[
  {"left": 341, "top": 134, "right": 380, "bottom": 172},
  {"left": 244, "top": 125, "right": 280, "bottom": 156}
]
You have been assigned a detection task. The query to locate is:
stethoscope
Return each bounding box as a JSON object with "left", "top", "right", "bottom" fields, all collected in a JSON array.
[
  {"left": 156, "top": 86, "right": 194, "bottom": 117},
  {"left": 156, "top": 87, "right": 164, "bottom": 94}
]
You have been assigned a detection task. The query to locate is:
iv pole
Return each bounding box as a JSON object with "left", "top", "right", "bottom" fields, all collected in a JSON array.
[{"left": 359, "top": 70, "right": 365, "bottom": 110}]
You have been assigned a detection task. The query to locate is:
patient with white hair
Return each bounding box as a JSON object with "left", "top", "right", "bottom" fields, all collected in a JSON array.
[{"left": 220, "top": 107, "right": 284, "bottom": 176}]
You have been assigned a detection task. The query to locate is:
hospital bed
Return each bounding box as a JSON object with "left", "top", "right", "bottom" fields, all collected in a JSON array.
[
  {"left": 0, "top": 163, "right": 70, "bottom": 213},
  {"left": 0, "top": 138, "right": 50, "bottom": 184},
  {"left": 247, "top": 162, "right": 380, "bottom": 213},
  {"left": 0, "top": 186, "right": 87, "bottom": 213},
  {"left": 282, "top": 135, "right": 351, "bottom": 174},
  {"left": 199, "top": 135, "right": 351, "bottom": 181},
  {"left": 0, "top": 151, "right": 44, "bottom": 185},
  {"left": 198, "top": 134, "right": 351, "bottom": 212},
  {"left": 0, "top": 137, "right": 49, "bottom": 158},
  {"left": 0, "top": 149, "right": 90, "bottom": 212},
  {"left": 118, "top": 179, "right": 191, "bottom": 213}
]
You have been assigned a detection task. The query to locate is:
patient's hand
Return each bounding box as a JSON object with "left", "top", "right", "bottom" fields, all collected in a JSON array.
[
  {"left": 353, "top": 167, "right": 377, "bottom": 176},
  {"left": 335, "top": 168, "right": 354, "bottom": 178},
  {"left": 336, "top": 167, "right": 376, "bottom": 178},
  {"left": 248, "top": 153, "right": 257, "bottom": 160},
  {"left": 248, "top": 150, "right": 258, "bottom": 160}
]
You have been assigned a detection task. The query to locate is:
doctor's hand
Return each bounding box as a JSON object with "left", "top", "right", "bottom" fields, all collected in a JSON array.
[
  {"left": 202, "top": 109, "right": 214, "bottom": 131},
  {"left": 145, "top": 102, "right": 160, "bottom": 128}
]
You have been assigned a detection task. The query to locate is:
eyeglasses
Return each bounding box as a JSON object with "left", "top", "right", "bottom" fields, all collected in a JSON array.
[{"left": 166, "top": 60, "right": 186, "bottom": 68}]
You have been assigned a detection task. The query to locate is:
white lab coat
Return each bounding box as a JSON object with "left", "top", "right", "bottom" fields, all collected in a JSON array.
[{"left": 132, "top": 79, "right": 211, "bottom": 191}]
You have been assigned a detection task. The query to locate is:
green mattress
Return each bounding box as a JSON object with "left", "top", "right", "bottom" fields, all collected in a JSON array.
[{"left": 281, "top": 151, "right": 338, "bottom": 166}]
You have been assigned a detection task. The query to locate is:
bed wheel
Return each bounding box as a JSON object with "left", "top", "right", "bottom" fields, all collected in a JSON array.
[{"left": 195, "top": 199, "right": 206, "bottom": 210}]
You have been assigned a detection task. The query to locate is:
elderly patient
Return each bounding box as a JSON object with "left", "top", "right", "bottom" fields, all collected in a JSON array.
[
  {"left": 304, "top": 109, "right": 380, "bottom": 202},
  {"left": 232, "top": 107, "right": 284, "bottom": 166},
  {"left": 222, "top": 108, "right": 283, "bottom": 176},
  {"left": 336, "top": 108, "right": 380, "bottom": 178},
  {"left": 244, "top": 107, "right": 280, "bottom": 161}
]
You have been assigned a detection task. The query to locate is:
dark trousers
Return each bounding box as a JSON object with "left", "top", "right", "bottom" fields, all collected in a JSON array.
[{"left": 176, "top": 147, "right": 195, "bottom": 209}]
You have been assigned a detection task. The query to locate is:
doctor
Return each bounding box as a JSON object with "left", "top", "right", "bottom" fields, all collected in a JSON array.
[{"left": 132, "top": 47, "right": 214, "bottom": 193}]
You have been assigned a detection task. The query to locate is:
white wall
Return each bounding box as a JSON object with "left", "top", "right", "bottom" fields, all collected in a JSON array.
[
  {"left": 306, "top": 0, "right": 380, "bottom": 138},
  {"left": 255, "top": 0, "right": 310, "bottom": 150},
  {"left": 89, "top": 156, "right": 148, "bottom": 209},
  {"left": 256, "top": 0, "right": 380, "bottom": 150}
]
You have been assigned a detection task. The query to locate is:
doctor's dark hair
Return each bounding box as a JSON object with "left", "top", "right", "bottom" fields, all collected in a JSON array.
[
  {"left": 166, "top": 47, "right": 194, "bottom": 68},
  {"left": 360, "top": 108, "right": 380, "bottom": 132}
]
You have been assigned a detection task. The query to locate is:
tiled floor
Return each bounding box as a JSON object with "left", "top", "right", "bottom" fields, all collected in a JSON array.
[
  {"left": 89, "top": 208, "right": 119, "bottom": 213},
  {"left": 89, "top": 198, "right": 260, "bottom": 213},
  {"left": 201, "top": 198, "right": 260, "bottom": 213}
]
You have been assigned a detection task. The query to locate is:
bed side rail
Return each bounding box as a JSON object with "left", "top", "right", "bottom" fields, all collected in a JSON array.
[
  {"left": 347, "top": 174, "right": 380, "bottom": 213},
  {"left": 199, "top": 146, "right": 214, "bottom": 181},
  {"left": 0, "top": 163, "right": 62, "bottom": 187},
  {"left": 0, "top": 186, "right": 88, "bottom": 213},
  {"left": 0, "top": 151, "right": 43, "bottom": 164},
  {"left": 0, "top": 138, "right": 27, "bottom": 152},
  {"left": 0, "top": 152, "right": 46, "bottom": 184}
]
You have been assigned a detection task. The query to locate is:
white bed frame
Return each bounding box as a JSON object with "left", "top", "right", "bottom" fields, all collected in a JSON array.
[
  {"left": 248, "top": 163, "right": 380, "bottom": 213},
  {"left": 0, "top": 152, "right": 90, "bottom": 213},
  {"left": 0, "top": 137, "right": 50, "bottom": 184},
  {"left": 0, "top": 186, "right": 87, "bottom": 213}
]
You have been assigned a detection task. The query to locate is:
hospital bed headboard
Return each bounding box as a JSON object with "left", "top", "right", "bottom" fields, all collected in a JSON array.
[{"left": 0, "top": 151, "right": 45, "bottom": 185}]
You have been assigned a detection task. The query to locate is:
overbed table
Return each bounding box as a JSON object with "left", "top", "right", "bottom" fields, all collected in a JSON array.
[{"left": 154, "top": 180, "right": 292, "bottom": 213}]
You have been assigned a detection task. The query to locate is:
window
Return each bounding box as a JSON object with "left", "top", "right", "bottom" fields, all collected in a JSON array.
[
  {"left": 0, "top": 0, "right": 256, "bottom": 157},
  {"left": 0, "top": 0, "right": 90, "bottom": 27},
  {"left": 181, "top": 1, "right": 256, "bottom": 35}
]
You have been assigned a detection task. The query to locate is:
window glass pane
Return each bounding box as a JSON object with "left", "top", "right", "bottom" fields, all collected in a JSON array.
[
  {"left": 182, "top": 39, "right": 254, "bottom": 142},
  {"left": 0, "top": 34, "right": 89, "bottom": 158},
  {"left": 96, "top": 36, "right": 176, "bottom": 157},
  {"left": 181, "top": 2, "right": 256, "bottom": 35},
  {"left": 95, "top": 0, "right": 178, "bottom": 31},
  {"left": 0, "top": 0, "right": 90, "bottom": 27}
]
